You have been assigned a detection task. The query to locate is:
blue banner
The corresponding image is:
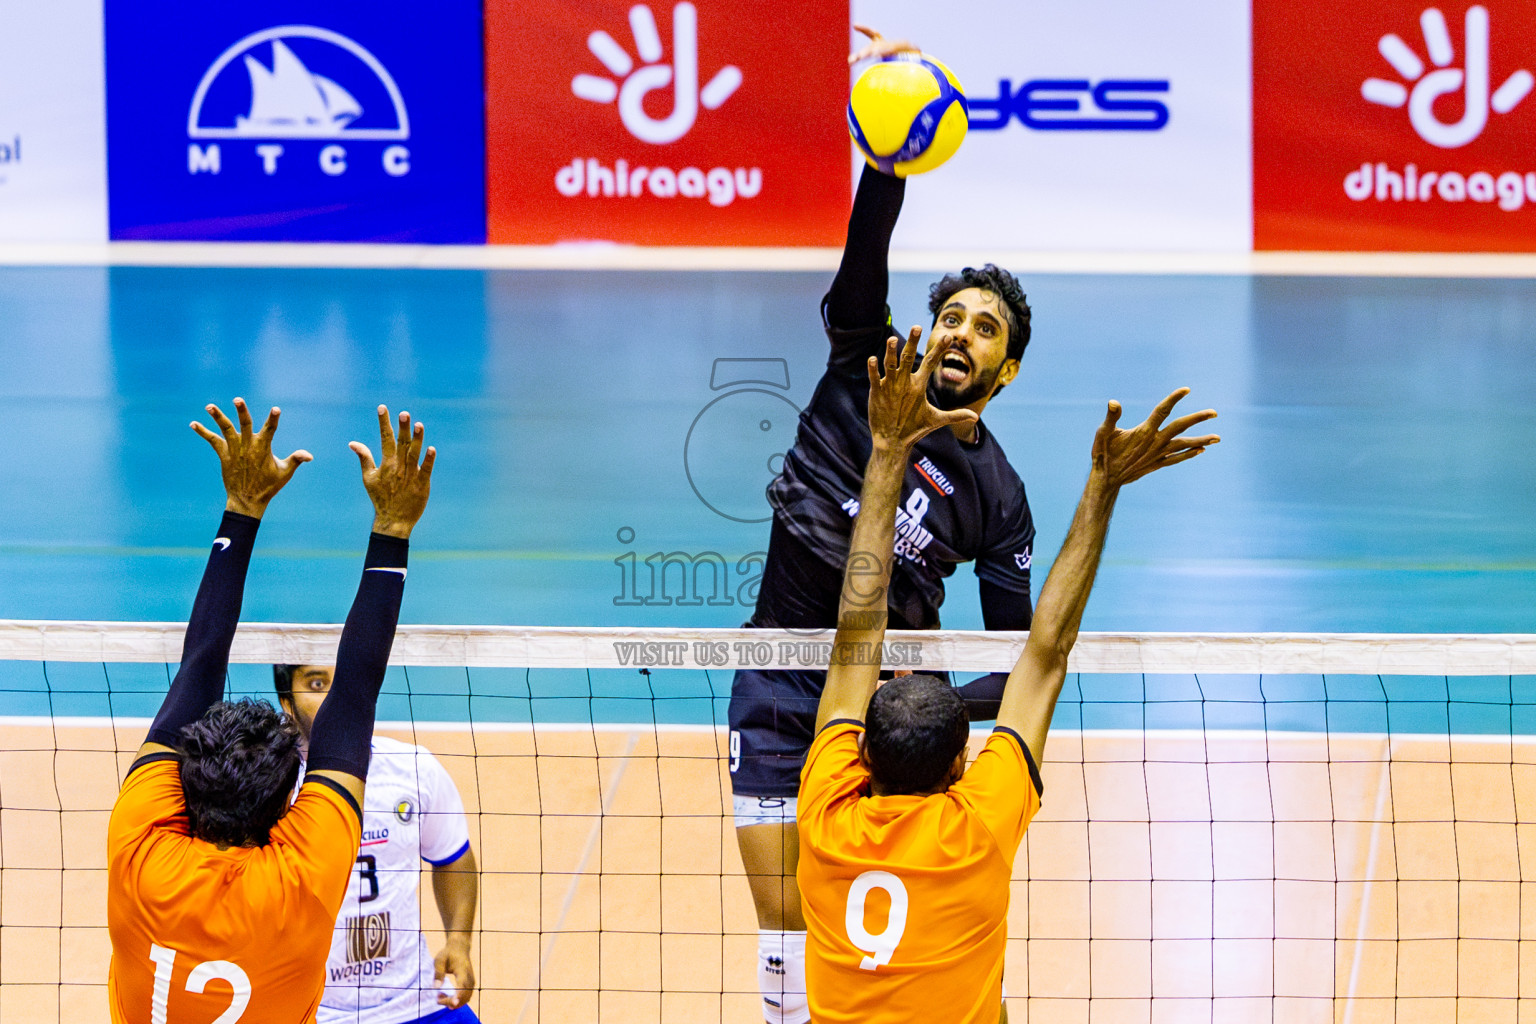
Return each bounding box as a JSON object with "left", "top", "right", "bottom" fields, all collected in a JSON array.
[{"left": 106, "top": 1, "right": 484, "bottom": 242}]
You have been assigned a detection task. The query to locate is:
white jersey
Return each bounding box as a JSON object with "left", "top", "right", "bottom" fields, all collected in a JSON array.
[{"left": 309, "top": 736, "right": 471, "bottom": 1024}]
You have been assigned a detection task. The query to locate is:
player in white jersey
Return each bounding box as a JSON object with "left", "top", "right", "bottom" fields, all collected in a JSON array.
[{"left": 277, "top": 664, "right": 482, "bottom": 1024}]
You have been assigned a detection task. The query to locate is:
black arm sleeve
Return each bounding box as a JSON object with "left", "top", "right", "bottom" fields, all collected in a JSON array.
[
  {"left": 145, "top": 511, "right": 260, "bottom": 749},
  {"left": 979, "top": 577, "right": 1033, "bottom": 632},
  {"left": 824, "top": 164, "right": 907, "bottom": 331},
  {"left": 306, "top": 532, "right": 409, "bottom": 778},
  {"left": 955, "top": 580, "right": 1036, "bottom": 721}
]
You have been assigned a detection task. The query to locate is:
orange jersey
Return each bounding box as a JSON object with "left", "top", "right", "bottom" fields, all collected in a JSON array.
[
  {"left": 797, "top": 720, "right": 1042, "bottom": 1024},
  {"left": 106, "top": 755, "right": 362, "bottom": 1024}
]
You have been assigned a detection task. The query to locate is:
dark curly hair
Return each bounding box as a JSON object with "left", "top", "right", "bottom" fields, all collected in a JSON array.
[
  {"left": 927, "top": 263, "right": 1032, "bottom": 362},
  {"left": 179, "top": 698, "right": 301, "bottom": 848},
  {"left": 863, "top": 674, "right": 970, "bottom": 794}
]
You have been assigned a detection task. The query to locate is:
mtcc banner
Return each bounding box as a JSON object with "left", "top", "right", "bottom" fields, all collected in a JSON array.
[{"left": 105, "top": 0, "right": 485, "bottom": 242}]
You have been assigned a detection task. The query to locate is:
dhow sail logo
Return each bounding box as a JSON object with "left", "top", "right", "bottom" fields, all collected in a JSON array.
[{"left": 186, "top": 25, "right": 410, "bottom": 177}]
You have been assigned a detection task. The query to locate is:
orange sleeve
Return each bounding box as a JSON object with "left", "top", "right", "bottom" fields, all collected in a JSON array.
[
  {"left": 798, "top": 720, "right": 868, "bottom": 831},
  {"left": 270, "top": 778, "right": 364, "bottom": 917},
  {"left": 952, "top": 727, "right": 1042, "bottom": 857},
  {"left": 107, "top": 757, "right": 187, "bottom": 858}
]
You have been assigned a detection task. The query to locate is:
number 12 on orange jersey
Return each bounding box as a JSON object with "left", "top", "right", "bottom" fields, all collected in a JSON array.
[{"left": 148, "top": 943, "right": 252, "bottom": 1024}]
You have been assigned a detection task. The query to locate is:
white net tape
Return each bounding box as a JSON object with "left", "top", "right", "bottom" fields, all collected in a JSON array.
[{"left": 2, "top": 620, "right": 1535, "bottom": 674}]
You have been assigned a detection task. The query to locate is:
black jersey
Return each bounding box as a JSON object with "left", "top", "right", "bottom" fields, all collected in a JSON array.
[{"left": 765, "top": 314, "right": 1035, "bottom": 631}]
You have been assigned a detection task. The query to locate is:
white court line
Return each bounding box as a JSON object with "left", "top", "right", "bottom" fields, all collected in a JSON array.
[
  {"left": 516, "top": 731, "right": 638, "bottom": 1024},
  {"left": 1, "top": 242, "right": 1535, "bottom": 278},
  {"left": 1342, "top": 736, "right": 1393, "bottom": 1024}
]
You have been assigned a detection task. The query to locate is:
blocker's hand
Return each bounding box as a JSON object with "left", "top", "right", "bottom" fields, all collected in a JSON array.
[
  {"left": 350, "top": 406, "right": 435, "bottom": 539},
  {"left": 850, "top": 23, "right": 918, "bottom": 64},
  {"left": 1092, "top": 388, "right": 1219, "bottom": 489},
  {"left": 866, "top": 327, "right": 978, "bottom": 452},
  {"left": 191, "top": 398, "right": 312, "bottom": 519}
]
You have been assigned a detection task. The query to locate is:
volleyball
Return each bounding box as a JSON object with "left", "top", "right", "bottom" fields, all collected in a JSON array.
[{"left": 847, "top": 53, "right": 969, "bottom": 178}]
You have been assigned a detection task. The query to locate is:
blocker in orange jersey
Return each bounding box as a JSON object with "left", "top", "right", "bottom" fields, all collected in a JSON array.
[
  {"left": 106, "top": 758, "right": 361, "bottom": 1024},
  {"left": 1254, "top": 0, "right": 1536, "bottom": 251},
  {"left": 797, "top": 721, "right": 1043, "bottom": 1024},
  {"left": 485, "top": 0, "right": 849, "bottom": 246}
]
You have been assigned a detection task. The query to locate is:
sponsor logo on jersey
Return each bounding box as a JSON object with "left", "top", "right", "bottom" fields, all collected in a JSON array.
[
  {"left": 361, "top": 826, "right": 390, "bottom": 845},
  {"left": 841, "top": 491, "right": 934, "bottom": 567},
  {"left": 344, "top": 910, "right": 391, "bottom": 964},
  {"left": 394, "top": 799, "right": 414, "bottom": 824},
  {"left": 914, "top": 457, "right": 956, "bottom": 497}
]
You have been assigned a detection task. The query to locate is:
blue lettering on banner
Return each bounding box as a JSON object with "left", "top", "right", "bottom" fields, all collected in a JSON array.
[
  {"left": 105, "top": 2, "right": 484, "bottom": 241},
  {"left": 969, "top": 79, "right": 1170, "bottom": 131}
]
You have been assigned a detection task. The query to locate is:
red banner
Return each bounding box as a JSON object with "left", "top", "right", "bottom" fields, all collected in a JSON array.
[
  {"left": 486, "top": 0, "right": 849, "bottom": 246},
  {"left": 1255, "top": 1, "right": 1536, "bottom": 251}
]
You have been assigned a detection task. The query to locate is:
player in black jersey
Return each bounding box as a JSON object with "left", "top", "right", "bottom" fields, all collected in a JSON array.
[{"left": 729, "top": 26, "right": 1040, "bottom": 1024}]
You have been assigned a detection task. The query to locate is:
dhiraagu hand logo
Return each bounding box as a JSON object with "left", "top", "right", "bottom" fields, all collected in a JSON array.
[
  {"left": 1345, "top": 5, "right": 1536, "bottom": 212},
  {"left": 555, "top": 2, "right": 760, "bottom": 207},
  {"left": 1361, "top": 5, "right": 1532, "bottom": 147},
  {"left": 571, "top": 2, "right": 741, "bottom": 145},
  {"left": 186, "top": 25, "right": 411, "bottom": 178}
]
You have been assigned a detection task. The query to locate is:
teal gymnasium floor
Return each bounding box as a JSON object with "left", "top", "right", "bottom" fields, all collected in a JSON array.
[{"left": 3, "top": 266, "right": 1534, "bottom": 725}]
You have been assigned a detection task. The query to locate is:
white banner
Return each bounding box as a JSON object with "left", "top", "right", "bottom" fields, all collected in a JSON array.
[
  {"left": 0, "top": 0, "right": 107, "bottom": 242},
  {"left": 855, "top": 0, "right": 1251, "bottom": 252}
]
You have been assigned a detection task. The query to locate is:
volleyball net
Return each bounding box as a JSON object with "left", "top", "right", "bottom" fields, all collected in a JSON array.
[{"left": 4, "top": 623, "right": 1536, "bottom": 1023}]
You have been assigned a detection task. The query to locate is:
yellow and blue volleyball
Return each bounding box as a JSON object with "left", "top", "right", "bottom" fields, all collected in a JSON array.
[{"left": 847, "top": 53, "right": 968, "bottom": 177}]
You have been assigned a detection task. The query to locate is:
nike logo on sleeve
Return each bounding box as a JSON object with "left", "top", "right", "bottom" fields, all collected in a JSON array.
[
  {"left": 366, "top": 567, "right": 408, "bottom": 578},
  {"left": 213, "top": 538, "right": 231, "bottom": 551}
]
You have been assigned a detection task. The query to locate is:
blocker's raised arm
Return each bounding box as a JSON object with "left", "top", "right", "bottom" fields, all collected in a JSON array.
[
  {"left": 136, "top": 399, "right": 310, "bottom": 764},
  {"left": 814, "top": 330, "right": 978, "bottom": 733},
  {"left": 997, "top": 389, "right": 1219, "bottom": 763},
  {"left": 306, "top": 407, "right": 436, "bottom": 806}
]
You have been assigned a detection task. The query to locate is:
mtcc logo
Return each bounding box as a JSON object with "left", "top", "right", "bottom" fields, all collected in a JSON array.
[
  {"left": 571, "top": 2, "right": 743, "bottom": 144},
  {"left": 1362, "top": 5, "right": 1533, "bottom": 147},
  {"left": 187, "top": 26, "right": 411, "bottom": 176}
]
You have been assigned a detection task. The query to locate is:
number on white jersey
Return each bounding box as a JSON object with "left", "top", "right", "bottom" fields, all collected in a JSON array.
[
  {"left": 844, "top": 870, "right": 909, "bottom": 970},
  {"left": 148, "top": 944, "right": 252, "bottom": 1024},
  {"left": 356, "top": 854, "right": 380, "bottom": 903}
]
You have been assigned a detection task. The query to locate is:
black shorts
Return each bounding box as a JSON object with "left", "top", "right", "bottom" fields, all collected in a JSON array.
[{"left": 727, "top": 667, "right": 826, "bottom": 798}]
